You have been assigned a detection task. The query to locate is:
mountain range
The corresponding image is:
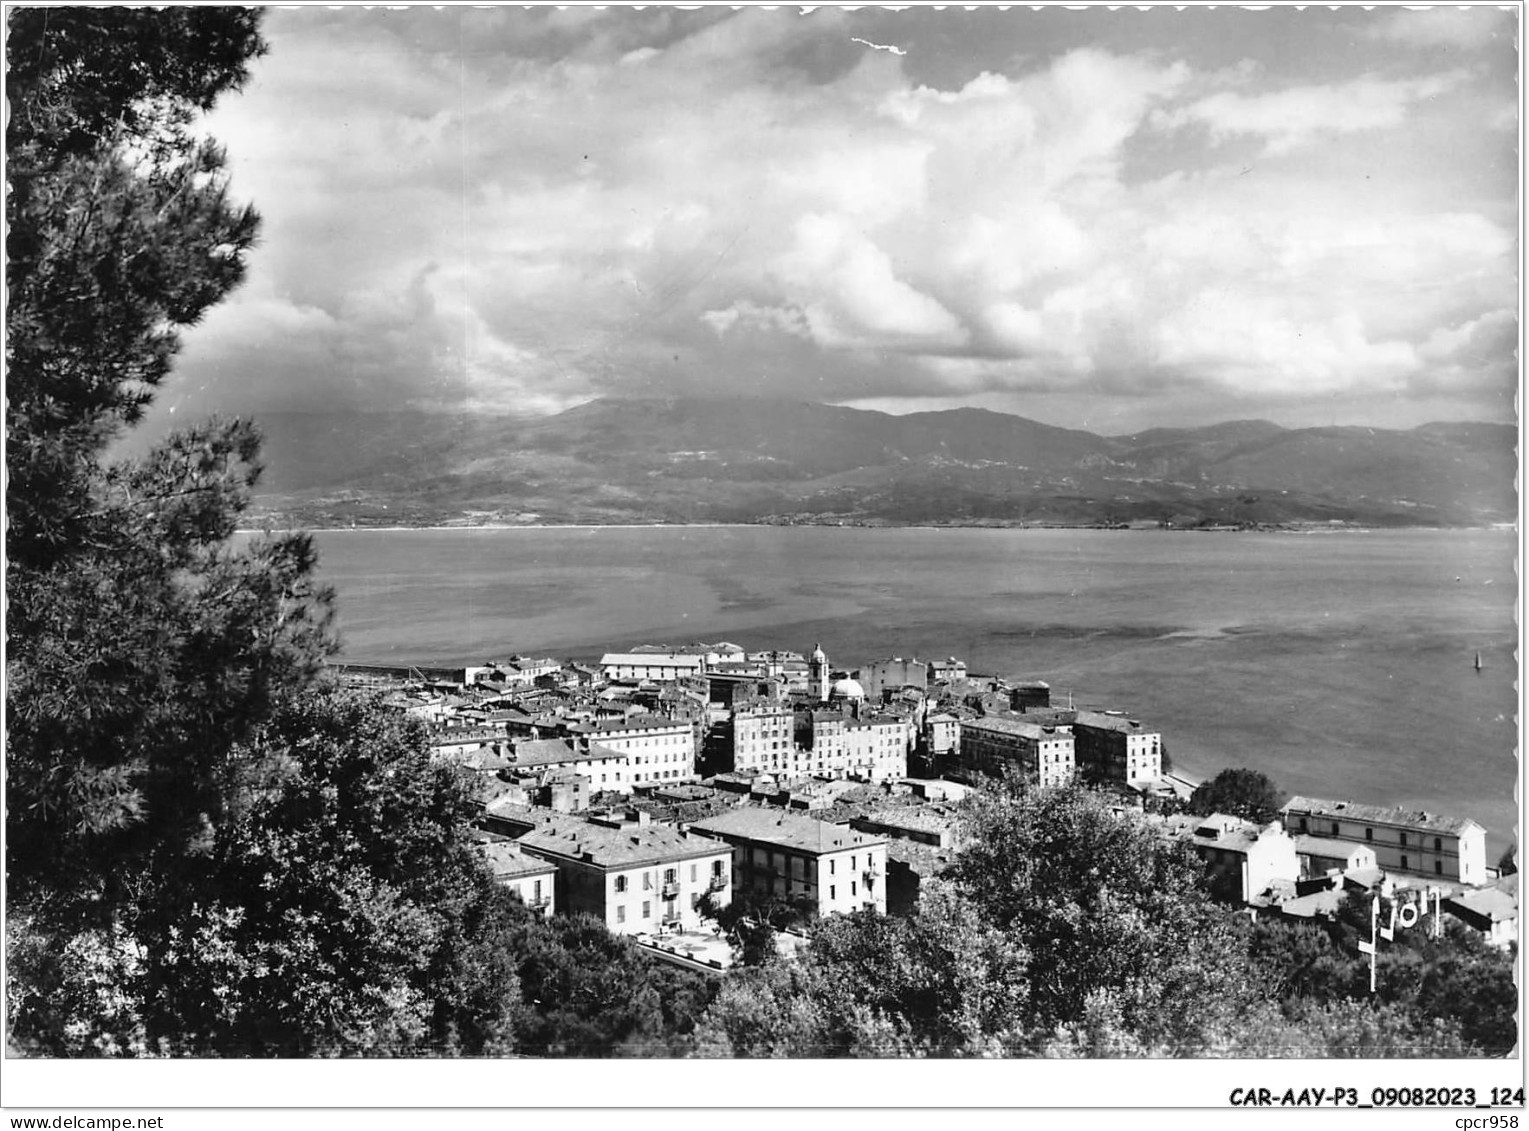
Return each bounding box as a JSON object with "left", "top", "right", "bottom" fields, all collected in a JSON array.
[{"left": 147, "top": 397, "right": 1516, "bottom": 528}]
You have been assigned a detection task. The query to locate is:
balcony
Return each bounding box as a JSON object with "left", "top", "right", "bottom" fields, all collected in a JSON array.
[
  {"left": 707, "top": 875, "right": 728, "bottom": 892},
  {"left": 661, "top": 881, "right": 680, "bottom": 898}
]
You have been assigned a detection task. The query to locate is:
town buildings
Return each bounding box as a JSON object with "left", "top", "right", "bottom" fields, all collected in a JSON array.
[
  {"left": 367, "top": 634, "right": 1506, "bottom": 958},
  {"left": 515, "top": 811, "right": 732, "bottom": 935},
  {"left": 566, "top": 713, "right": 698, "bottom": 788},
  {"left": 688, "top": 808, "right": 888, "bottom": 915},
  {"left": 600, "top": 651, "right": 707, "bottom": 682},
  {"left": 1292, "top": 835, "right": 1377, "bottom": 880},
  {"left": 929, "top": 657, "right": 968, "bottom": 683},
  {"left": 1071, "top": 710, "right": 1162, "bottom": 787},
  {"left": 1444, "top": 876, "right": 1518, "bottom": 948},
  {"left": 858, "top": 657, "right": 928, "bottom": 700},
  {"left": 730, "top": 700, "right": 910, "bottom": 783},
  {"left": 475, "top": 841, "right": 557, "bottom": 916},
  {"left": 1009, "top": 680, "right": 1051, "bottom": 711},
  {"left": 731, "top": 703, "right": 795, "bottom": 774},
  {"left": 957, "top": 715, "right": 1075, "bottom": 786},
  {"left": 1165, "top": 813, "right": 1300, "bottom": 904},
  {"left": 1279, "top": 796, "right": 1488, "bottom": 885}
]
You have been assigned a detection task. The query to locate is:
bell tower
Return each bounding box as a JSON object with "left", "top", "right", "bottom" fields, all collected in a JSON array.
[{"left": 809, "top": 643, "right": 829, "bottom": 702}]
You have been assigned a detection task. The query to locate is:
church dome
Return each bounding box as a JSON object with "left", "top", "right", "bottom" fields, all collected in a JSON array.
[
  {"left": 830, "top": 676, "right": 865, "bottom": 700},
  {"left": 810, "top": 643, "right": 827, "bottom": 663}
]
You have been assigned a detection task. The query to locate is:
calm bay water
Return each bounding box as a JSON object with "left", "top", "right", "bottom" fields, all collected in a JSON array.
[{"left": 304, "top": 526, "right": 1519, "bottom": 850}]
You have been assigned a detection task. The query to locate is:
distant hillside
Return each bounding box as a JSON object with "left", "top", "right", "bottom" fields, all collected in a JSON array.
[{"left": 145, "top": 397, "right": 1514, "bottom": 529}]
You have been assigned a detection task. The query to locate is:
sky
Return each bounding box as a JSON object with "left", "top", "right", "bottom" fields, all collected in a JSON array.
[{"left": 157, "top": 3, "right": 1520, "bottom": 434}]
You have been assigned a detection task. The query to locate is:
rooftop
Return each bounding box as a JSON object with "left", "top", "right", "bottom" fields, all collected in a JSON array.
[
  {"left": 962, "top": 715, "right": 1070, "bottom": 741},
  {"left": 475, "top": 841, "right": 557, "bottom": 880},
  {"left": 647, "top": 783, "right": 719, "bottom": 802},
  {"left": 1160, "top": 812, "right": 1274, "bottom": 855},
  {"left": 517, "top": 817, "right": 730, "bottom": 869},
  {"left": 689, "top": 808, "right": 885, "bottom": 856},
  {"left": 1278, "top": 887, "right": 1348, "bottom": 919},
  {"left": 1071, "top": 710, "right": 1153, "bottom": 734},
  {"left": 1445, "top": 886, "right": 1517, "bottom": 924},
  {"left": 430, "top": 727, "right": 504, "bottom": 744},
  {"left": 586, "top": 713, "right": 690, "bottom": 733},
  {"left": 855, "top": 806, "right": 961, "bottom": 835},
  {"left": 452, "top": 748, "right": 512, "bottom": 772},
  {"left": 512, "top": 738, "right": 620, "bottom": 767},
  {"left": 601, "top": 651, "right": 707, "bottom": 665},
  {"left": 884, "top": 838, "right": 959, "bottom": 876},
  {"left": 1282, "top": 796, "right": 1484, "bottom": 836},
  {"left": 1293, "top": 835, "right": 1373, "bottom": 859}
]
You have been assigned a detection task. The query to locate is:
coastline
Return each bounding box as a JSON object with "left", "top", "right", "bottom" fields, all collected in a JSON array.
[{"left": 237, "top": 520, "right": 1509, "bottom": 535}]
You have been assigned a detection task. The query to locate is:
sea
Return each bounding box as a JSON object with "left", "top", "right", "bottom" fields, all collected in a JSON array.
[{"left": 298, "top": 525, "right": 1520, "bottom": 852}]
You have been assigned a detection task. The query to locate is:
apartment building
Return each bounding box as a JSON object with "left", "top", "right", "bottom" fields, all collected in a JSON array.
[
  {"left": 958, "top": 715, "right": 1075, "bottom": 786},
  {"left": 569, "top": 714, "right": 699, "bottom": 789},
  {"left": 515, "top": 813, "right": 732, "bottom": 935},
  {"left": 732, "top": 703, "right": 796, "bottom": 773},
  {"left": 688, "top": 808, "right": 887, "bottom": 915},
  {"left": 475, "top": 841, "right": 557, "bottom": 917},
  {"left": 841, "top": 714, "right": 911, "bottom": 782},
  {"left": 1071, "top": 710, "right": 1162, "bottom": 787}
]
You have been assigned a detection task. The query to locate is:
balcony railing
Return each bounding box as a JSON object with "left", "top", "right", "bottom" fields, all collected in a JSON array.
[
  {"left": 707, "top": 875, "right": 728, "bottom": 891},
  {"left": 661, "top": 882, "right": 680, "bottom": 898}
]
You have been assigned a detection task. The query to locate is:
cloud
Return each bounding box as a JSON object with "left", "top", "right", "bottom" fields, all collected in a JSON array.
[
  {"left": 1411, "top": 307, "right": 1519, "bottom": 395},
  {"left": 163, "top": 7, "right": 1517, "bottom": 429},
  {"left": 1364, "top": 6, "right": 1518, "bottom": 51},
  {"left": 700, "top": 301, "right": 810, "bottom": 340},
  {"left": 775, "top": 214, "right": 968, "bottom": 351},
  {"left": 1157, "top": 71, "right": 1466, "bottom": 156}
]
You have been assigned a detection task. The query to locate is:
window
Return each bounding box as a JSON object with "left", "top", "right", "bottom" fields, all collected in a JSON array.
[
  {"left": 851, "top": 881, "right": 857, "bottom": 896},
  {"left": 617, "top": 906, "right": 626, "bottom": 923},
  {"left": 642, "top": 901, "right": 651, "bottom": 919},
  {"left": 690, "top": 864, "right": 697, "bottom": 882},
  {"left": 712, "top": 860, "right": 724, "bottom": 877},
  {"left": 664, "top": 867, "right": 677, "bottom": 884},
  {"left": 1332, "top": 822, "right": 1340, "bottom": 835},
  {"left": 830, "top": 859, "right": 836, "bottom": 875},
  {"left": 643, "top": 872, "right": 653, "bottom": 891},
  {"left": 1435, "top": 861, "right": 1444, "bottom": 875},
  {"left": 533, "top": 880, "right": 542, "bottom": 901},
  {"left": 1400, "top": 833, "right": 1408, "bottom": 848},
  {"left": 1365, "top": 828, "right": 1373, "bottom": 841},
  {"left": 1400, "top": 855, "right": 1409, "bottom": 871},
  {"left": 830, "top": 885, "right": 836, "bottom": 900},
  {"left": 615, "top": 876, "right": 628, "bottom": 893},
  {"left": 1434, "top": 837, "right": 1443, "bottom": 852}
]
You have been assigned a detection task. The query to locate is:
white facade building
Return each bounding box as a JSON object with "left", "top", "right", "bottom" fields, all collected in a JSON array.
[{"left": 1280, "top": 797, "right": 1488, "bottom": 886}]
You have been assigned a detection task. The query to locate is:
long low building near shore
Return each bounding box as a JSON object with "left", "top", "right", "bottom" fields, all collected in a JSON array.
[
  {"left": 1279, "top": 796, "right": 1487, "bottom": 886},
  {"left": 600, "top": 652, "right": 708, "bottom": 681}
]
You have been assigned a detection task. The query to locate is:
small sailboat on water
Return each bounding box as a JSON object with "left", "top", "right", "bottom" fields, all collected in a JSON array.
[{"left": 1474, "top": 651, "right": 1484, "bottom": 673}]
